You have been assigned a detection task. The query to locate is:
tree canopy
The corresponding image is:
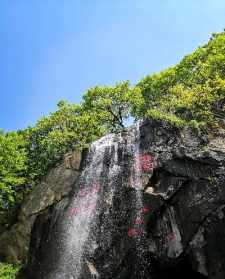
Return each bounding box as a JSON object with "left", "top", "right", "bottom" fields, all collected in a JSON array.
[
  {"left": 81, "top": 81, "right": 143, "bottom": 132},
  {"left": 0, "top": 132, "right": 27, "bottom": 224},
  {"left": 1, "top": 30, "right": 225, "bottom": 228},
  {"left": 138, "top": 31, "right": 225, "bottom": 127}
]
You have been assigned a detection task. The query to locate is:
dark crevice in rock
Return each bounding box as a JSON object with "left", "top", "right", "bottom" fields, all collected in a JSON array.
[
  {"left": 156, "top": 255, "right": 208, "bottom": 279},
  {"left": 182, "top": 202, "right": 225, "bottom": 255}
]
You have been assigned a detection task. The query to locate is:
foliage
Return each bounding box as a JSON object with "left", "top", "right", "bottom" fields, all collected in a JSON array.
[
  {"left": 0, "top": 82, "right": 142, "bottom": 225},
  {"left": 0, "top": 132, "right": 27, "bottom": 224},
  {"left": 23, "top": 100, "right": 105, "bottom": 184},
  {"left": 23, "top": 82, "right": 143, "bottom": 186},
  {"left": 0, "top": 263, "right": 20, "bottom": 279},
  {"left": 146, "top": 109, "right": 188, "bottom": 127},
  {"left": 1, "top": 30, "right": 225, "bottom": 227},
  {"left": 1, "top": 83, "right": 141, "bottom": 225},
  {"left": 138, "top": 31, "right": 225, "bottom": 127},
  {"left": 82, "top": 81, "right": 143, "bottom": 132}
]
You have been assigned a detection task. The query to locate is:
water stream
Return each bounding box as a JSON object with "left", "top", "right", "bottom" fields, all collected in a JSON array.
[{"left": 38, "top": 122, "right": 151, "bottom": 279}]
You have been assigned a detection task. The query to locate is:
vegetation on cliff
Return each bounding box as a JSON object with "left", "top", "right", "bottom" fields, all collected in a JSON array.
[
  {"left": 138, "top": 31, "right": 225, "bottom": 127},
  {"left": 0, "top": 263, "right": 20, "bottom": 279},
  {"left": 0, "top": 30, "right": 225, "bottom": 229},
  {"left": 0, "top": 132, "right": 27, "bottom": 224}
]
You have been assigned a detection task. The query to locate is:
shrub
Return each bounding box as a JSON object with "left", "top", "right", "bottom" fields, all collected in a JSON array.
[{"left": 0, "top": 263, "right": 20, "bottom": 279}]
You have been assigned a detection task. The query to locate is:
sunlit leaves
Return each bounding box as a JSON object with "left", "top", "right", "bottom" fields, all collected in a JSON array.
[
  {"left": 0, "top": 132, "right": 27, "bottom": 223},
  {"left": 0, "top": 262, "right": 20, "bottom": 279},
  {"left": 138, "top": 31, "right": 225, "bottom": 127},
  {"left": 82, "top": 81, "right": 143, "bottom": 132}
]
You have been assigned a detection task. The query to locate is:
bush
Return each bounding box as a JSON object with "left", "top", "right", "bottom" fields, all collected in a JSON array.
[{"left": 0, "top": 263, "right": 20, "bottom": 279}]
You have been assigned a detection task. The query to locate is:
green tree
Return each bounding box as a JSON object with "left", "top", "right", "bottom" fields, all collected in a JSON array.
[
  {"left": 24, "top": 100, "right": 105, "bottom": 184},
  {"left": 138, "top": 31, "right": 225, "bottom": 127},
  {"left": 0, "top": 132, "right": 27, "bottom": 224},
  {"left": 0, "top": 262, "right": 20, "bottom": 279},
  {"left": 0, "top": 101, "right": 107, "bottom": 226},
  {"left": 82, "top": 81, "right": 143, "bottom": 132}
]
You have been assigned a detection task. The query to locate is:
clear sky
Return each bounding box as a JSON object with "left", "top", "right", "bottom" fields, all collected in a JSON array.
[{"left": 1, "top": 0, "right": 225, "bottom": 131}]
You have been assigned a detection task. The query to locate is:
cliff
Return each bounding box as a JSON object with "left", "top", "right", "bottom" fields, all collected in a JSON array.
[{"left": 1, "top": 119, "right": 225, "bottom": 279}]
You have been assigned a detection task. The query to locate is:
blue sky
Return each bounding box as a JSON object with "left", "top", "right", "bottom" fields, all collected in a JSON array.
[{"left": 1, "top": 0, "right": 225, "bottom": 131}]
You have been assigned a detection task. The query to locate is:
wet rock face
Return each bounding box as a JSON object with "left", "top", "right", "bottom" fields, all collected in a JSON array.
[{"left": 19, "top": 119, "right": 225, "bottom": 279}]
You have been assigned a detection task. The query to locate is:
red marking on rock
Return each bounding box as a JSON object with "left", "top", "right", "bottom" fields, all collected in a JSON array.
[
  {"left": 128, "top": 228, "right": 138, "bottom": 237},
  {"left": 85, "top": 202, "right": 96, "bottom": 211},
  {"left": 134, "top": 218, "right": 145, "bottom": 225},
  {"left": 168, "top": 232, "right": 176, "bottom": 241},
  {"left": 140, "top": 206, "right": 150, "bottom": 214},
  {"left": 133, "top": 154, "right": 155, "bottom": 173},
  {"left": 140, "top": 154, "right": 154, "bottom": 172},
  {"left": 69, "top": 202, "right": 97, "bottom": 217},
  {"left": 78, "top": 189, "right": 89, "bottom": 197},
  {"left": 92, "top": 183, "right": 101, "bottom": 194},
  {"left": 69, "top": 207, "right": 80, "bottom": 216},
  {"left": 70, "top": 183, "right": 101, "bottom": 218},
  {"left": 77, "top": 183, "right": 100, "bottom": 198}
]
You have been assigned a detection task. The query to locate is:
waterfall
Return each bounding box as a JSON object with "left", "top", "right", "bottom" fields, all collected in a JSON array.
[
  {"left": 37, "top": 121, "right": 151, "bottom": 279},
  {"left": 126, "top": 121, "right": 151, "bottom": 278}
]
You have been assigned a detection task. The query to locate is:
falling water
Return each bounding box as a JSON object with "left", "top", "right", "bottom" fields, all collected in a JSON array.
[
  {"left": 35, "top": 121, "right": 151, "bottom": 279},
  {"left": 126, "top": 121, "right": 151, "bottom": 278},
  {"left": 42, "top": 133, "right": 119, "bottom": 279}
]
